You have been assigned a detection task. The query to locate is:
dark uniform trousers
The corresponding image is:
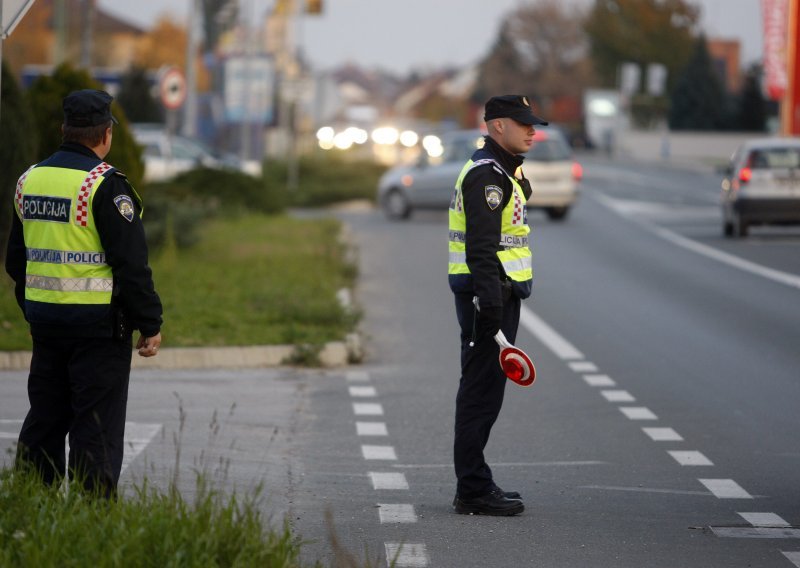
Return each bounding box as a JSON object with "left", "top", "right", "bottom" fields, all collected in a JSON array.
[
  {"left": 453, "top": 291, "right": 521, "bottom": 498},
  {"left": 16, "top": 335, "right": 132, "bottom": 497}
]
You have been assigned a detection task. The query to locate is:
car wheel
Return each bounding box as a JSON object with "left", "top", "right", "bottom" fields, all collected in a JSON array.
[
  {"left": 383, "top": 189, "right": 411, "bottom": 220},
  {"left": 545, "top": 206, "right": 570, "bottom": 221}
]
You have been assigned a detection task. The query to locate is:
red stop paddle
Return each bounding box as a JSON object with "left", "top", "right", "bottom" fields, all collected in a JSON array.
[{"left": 495, "top": 330, "right": 536, "bottom": 387}]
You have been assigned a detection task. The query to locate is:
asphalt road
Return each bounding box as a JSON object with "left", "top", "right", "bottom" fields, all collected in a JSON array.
[{"left": 1, "top": 155, "right": 798, "bottom": 567}]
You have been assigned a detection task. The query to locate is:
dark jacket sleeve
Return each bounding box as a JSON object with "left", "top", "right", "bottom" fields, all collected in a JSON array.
[
  {"left": 93, "top": 173, "right": 162, "bottom": 337},
  {"left": 4, "top": 212, "right": 27, "bottom": 313},
  {"left": 461, "top": 165, "right": 513, "bottom": 308}
]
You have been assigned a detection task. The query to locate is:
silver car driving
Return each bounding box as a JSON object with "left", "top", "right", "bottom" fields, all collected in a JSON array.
[{"left": 378, "top": 127, "right": 582, "bottom": 220}]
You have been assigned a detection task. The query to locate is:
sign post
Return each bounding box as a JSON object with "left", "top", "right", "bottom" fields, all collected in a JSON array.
[
  {"left": 158, "top": 66, "right": 188, "bottom": 173},
  {"left": 1, "top": 1, "right": 36, "bottom": 124}
]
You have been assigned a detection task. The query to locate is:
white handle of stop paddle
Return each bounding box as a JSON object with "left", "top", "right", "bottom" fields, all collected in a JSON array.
[{"left": 494, "top": 330, "right": 513, "bottom": 350}]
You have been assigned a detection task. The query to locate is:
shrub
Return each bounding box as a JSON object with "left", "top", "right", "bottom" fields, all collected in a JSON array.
[
  {"left": 25, "top": 63, "right": 145, "bottom": 189},
  {"left": 0, "top": 61, "right": 39, "bottom": 262},
  {"left": 262, "top": 153, "right": 386, "bottom": 207}
]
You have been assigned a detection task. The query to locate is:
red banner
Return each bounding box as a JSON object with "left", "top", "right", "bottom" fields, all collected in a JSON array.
[{"left": 762, "top": 0, "right": 789, "bottom": 100}]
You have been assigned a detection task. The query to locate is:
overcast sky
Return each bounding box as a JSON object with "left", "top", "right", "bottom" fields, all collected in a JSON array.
[{"left": 99, "top": 0, "right": 764, "bottom": 75}]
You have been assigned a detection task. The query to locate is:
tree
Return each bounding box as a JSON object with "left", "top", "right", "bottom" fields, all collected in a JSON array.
[
  {"left": 0, "top": 62, "right": 39, "bottom": 261},
  {"left": 584, "top": 0, "right": 699, "bottom": 92},
  {"left": 473, "top": 0, "right": 593, "bottom": 123},
  {"left": 25, "top": 64, "right": 145, "bottom": 189},
  {"left": 738, "top": 64, "right": 767, "bottom": 132},
  {"left": 668, "top": 35, "right": 725, "bottom": 130},
  {"left": 117, "top": 66, "right": 163, "bottom": 124}
]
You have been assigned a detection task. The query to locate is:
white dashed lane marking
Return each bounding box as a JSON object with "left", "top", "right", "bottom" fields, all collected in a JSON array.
[
  {"left": 569, "top": 361, "right": 598, "bottom": 373},
  {"left": 601, "top": 390, "right": 635, "bottom": 402},
  {"left": 385, "top": 543, "right": 429, "bottom": 567},
  {"left": 356, "top": 421, "right": 388, "bottom": 436},
  {"left": 370, "top": 472, "right": 409, "bottom": 490},
  {"left": 583, "top": 374, "right": 616, "bottom": 387},
  {"left": 699, "top": 479, "right": 753, "bottom": 499},
  {"left": 346, "top": 371, "right": 370, "bottom": 382},
  {"left": 668, "top": 451, "right": 713, "bottom": 466},
  {"left": 783, "top": 552, "right": 800, "bottom": 566},
  {"left": 738, "top": 512, "right": 791, "bottom": 528},
  {"left": 349, "top": 386, "right": 377, "bottom": 397},
  {"left": 378, "top": 503, "right": 417, "bottom": 524},
  {"left": 642, "top": 427, "right": 684, "bottom": 442},
  {"left": 361, "top": 445, "right": 397, "bottom": 461},
  {"left": 619, "top": 407, "right": 658, "bottom": 420},
  {"left": 353, "top": 402, "right": 383, "bottom": 416}
]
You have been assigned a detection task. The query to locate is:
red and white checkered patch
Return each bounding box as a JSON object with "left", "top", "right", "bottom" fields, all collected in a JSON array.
[
  {"left": 511, "top": 189, "right": 524, "bottom": 225},
  {"left": 14, "top": 165, "right": 36, "bottom": 219},
  {"left": 75, "top": 162, "right": 111, "bottom": 227}
]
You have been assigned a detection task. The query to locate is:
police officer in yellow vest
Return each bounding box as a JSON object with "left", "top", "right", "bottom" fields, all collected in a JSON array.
[
  {"left": 5, "top": 89, "right": 162, "bottom": 497},
  {"left": 448, "top": 95, "right": 546, "bottom": 515}
]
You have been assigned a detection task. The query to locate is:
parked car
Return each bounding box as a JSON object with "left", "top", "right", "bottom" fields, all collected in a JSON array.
[
  {"left": 132, "top": 125, "right": 222, "bottom": 182},
  {"left": 720, "top": 137, "right": 800, "bottom": 237},
  {"left": 377, "top": 126, "right": 582, "bottom": 220}
]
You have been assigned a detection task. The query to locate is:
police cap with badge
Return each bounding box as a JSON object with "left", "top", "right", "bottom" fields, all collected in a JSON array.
[
  {"left": 63, "top": 89, "right": 119, "bottom": 127},
  {"left": 484, "top": 95, "right": 548, "bottom": 126}
]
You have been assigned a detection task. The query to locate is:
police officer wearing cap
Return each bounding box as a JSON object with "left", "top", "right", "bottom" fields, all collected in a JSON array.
[
  {"left": 448, "top": 95, "right": 547, "bottom": 515},
  {"left": 5, "top": 89, "right": 163, "bottom": 497}
]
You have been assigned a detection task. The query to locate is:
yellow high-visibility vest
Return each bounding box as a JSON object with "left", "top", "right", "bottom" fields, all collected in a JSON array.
[
  {"left": 15, "top": 162, "right": 118, "bottom": 305},
  {"left": 448, "top": 157, "right": 532, "bottom": 294}
]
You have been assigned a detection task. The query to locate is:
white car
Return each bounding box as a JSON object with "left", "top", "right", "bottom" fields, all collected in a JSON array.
[
  {"left": 720, "top": 137, "right": 800, "bottom": 237},
  {"left": 132, "top": 125, "right": 221, "bottom": 182},
  {"left": 377, "top": 127, "right": 582, "bottom": 220}
]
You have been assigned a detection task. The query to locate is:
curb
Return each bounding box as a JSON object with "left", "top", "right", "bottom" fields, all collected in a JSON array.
[{"left": 0, "top": 333, "right": 363, "bottom": 371}]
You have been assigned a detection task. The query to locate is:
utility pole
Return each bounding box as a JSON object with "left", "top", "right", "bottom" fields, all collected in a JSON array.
[
  {"left": 79, "top": 0, "right": 94, "bottom": 70},
  {"left": 54, "top": 0, "right": 66, "bottom": 65},
  {"left": 183, "top": 0, "right": 199, "bottom": 138}
]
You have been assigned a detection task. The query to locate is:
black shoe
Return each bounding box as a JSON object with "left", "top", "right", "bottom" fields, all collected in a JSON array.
[
  {"left": 451, "top": 486, "right": 521, "bottom": 507},
  {"left": 453, "top": 488, "right": 524, "bottom": 516}
]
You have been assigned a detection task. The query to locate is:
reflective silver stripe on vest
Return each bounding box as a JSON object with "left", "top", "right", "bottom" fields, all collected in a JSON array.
[
  {"left": 501, "top": 257, "right": 532, "bottom": 273},
  {"left": 26, "top": 248, "right": 107, "bottom": 265},
  {"left": 25, "top": 274, "right": 113, "bottom": 292},
  {"left": 449, "top": 230, "right": 528, "bottom": 248},
  {"left": 449, "top": 251, "right": 466, "bottom": 264}
]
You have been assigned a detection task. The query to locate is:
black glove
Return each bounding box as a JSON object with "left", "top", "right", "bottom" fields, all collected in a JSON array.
[{"left": 477, "top": 304, "right": 503, "bottom": 338}]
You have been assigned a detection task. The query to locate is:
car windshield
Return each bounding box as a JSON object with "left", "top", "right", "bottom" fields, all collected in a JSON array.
[
  {"left": 749, "top": 147, "right": 800, "bottom": 169},
  {"left": 525, "top": 136, "right": 571, "bottom": 161}
]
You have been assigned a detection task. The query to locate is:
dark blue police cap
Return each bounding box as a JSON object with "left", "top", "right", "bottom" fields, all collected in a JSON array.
[
  {"left": 63, "top": 89, "right": 118, "bottom": 127},
  {"left": 484, "top": 95, "right": 548, "bottom": 126}
]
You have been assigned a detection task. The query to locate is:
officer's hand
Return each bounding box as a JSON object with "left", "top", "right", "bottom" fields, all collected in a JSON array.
[
  {"left": 137, "top": 332, "right": 162, "bottom": 357},
  {"left": 477, "top": 305, "right": 503, "bottom": 338}
]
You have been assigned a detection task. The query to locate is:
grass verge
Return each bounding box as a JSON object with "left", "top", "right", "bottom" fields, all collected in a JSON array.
[
  {"left": 0, "top": 467, "right": 308, "bottom": 567},
  {"left": 0, "top": 213, "right": 358, "bottom": 350}
]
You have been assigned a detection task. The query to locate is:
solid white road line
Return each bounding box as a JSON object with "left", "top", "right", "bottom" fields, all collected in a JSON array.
[
  {"left": 619, "top": 407, "right": 658, "bottom": 420},
  {"left": 519, "top": 305, "right": 584, "bottom": 360},
  {"left": 378, "top": 503, "right": 417, "bottom": 523},
  {"left": 0, "top": 433, "right": 18, "bottom": 439},
  {"left": 385, "top": 543, "right": 429, "bottom": 567},
  {"left": 738, "top": 512, "right": 791, "bottom": 528},
  {"left": 370, "top": 472, "right": 409, "bottom": 490},
  {"left": 783, "top": 552, "right": 800, "bottom": 567},
  {"left": 348, "top": 386, "right": 377, "bottom": 397},
  {"left": 0, "top": 419, "right": 24, "bottom": 424},
  {"left": 356, "top": 422, "right": 388, "bottom": 436},
  {"left": 353, "top": 403, "right": 383, "bottom": 416},
  {"left": 346, "top": 371, "right": 370, "bottom": 382},
  {"left": 361, "top": 445, "right": 397, "bottom": 460},
  {"left": 668, "top": 450, "right": 713, "bottom": 466},
  {"left": 642, "top": 427, "right": 684, "bottom": 442},
  {"left": 699, "top": 478, "right": 753, "bottom": 499},
  {"left": 583, "top": 374, "right": 616, "bottom": 387},
  {"left": 120, "top": 423, "right": 162, "bottom": 473},
  {"left": 601, "top": 390, "right": 635, "bottom": 402},
  {"left": 569, "top": 361, "right": 598, "bottom": 373}
]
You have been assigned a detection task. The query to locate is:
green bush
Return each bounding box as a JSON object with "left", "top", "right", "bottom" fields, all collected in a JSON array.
[
  {"left": 0, "top": 61, "right": 39, "bottom": 262},
  {"left": 25, "top": 63, "right": 145, "bottom": 189},
  {"left": 141, "top": 167, "right": 287, "bottom": 250},
  {"left": 262, "top": 153, "right": 386, "bottom": 207}
]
